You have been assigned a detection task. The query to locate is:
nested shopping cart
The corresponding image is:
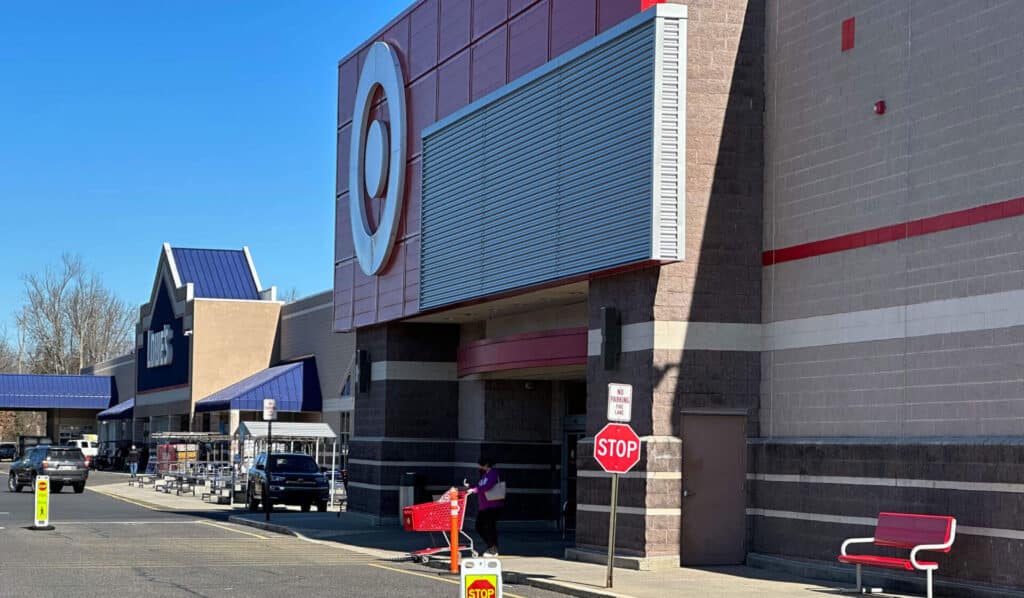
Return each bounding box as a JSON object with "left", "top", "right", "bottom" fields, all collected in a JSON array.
[{"left": 403, "top": 490, "right": 477, "bottom": 563}]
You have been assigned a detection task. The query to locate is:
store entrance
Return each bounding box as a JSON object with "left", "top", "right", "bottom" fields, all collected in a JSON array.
[{"left": 561, "top": 381, "right": 587, "bottom": 535}]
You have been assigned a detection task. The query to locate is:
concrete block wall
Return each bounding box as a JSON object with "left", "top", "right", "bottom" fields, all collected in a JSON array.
[
  {"left": 757, "top": 3, "right": 1024, "bottom": 592},
  {"left": 762, "top": 0, "right": 1024, "bottom": 437},
  {"left": 280, "top": 291, "right": 355, "bottom": 401},
  {"left": 578, "top": 0, "right": 765, "bottom": 560}
]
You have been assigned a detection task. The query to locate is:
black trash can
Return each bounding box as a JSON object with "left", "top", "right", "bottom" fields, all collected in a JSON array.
[{"left": 399, "top": 472, "right": 420, "bottom": 518}]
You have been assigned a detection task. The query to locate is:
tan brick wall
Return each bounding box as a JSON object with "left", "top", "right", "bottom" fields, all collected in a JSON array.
[
  {"left": 189, "top": 299, "right": 281, "bottom": 408},
  {"left": 655, "top": 0, "right": 764, "bottom": 326}
]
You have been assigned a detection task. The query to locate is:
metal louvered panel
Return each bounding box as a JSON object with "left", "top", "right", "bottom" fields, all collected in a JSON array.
[
  {"left": 652, "top": 15, "right": 686, "bottom": 261},
  {"left": 422, "top": 8, "right": 685, "bottom": 310}
]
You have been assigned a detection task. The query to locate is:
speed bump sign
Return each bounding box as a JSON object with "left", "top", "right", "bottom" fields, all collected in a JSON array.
[
  {"left": 34, "top": 475, "right": 52, "bottom": 530},
  {"left": 460, "top": 558, "right": 502, "bottom": 598}
]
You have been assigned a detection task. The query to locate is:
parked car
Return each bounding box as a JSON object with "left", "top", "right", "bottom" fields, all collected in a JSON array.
[
  {"left": 7, "top": 445, "right": 89, "bottom": 493},
  {"left": 66, "top": 439, "right": 99, "bottom": 469},
  {"left": 0, "top": 443, "right": 17, "bottom": 461},
  {"left": 246, "top": 452, "right": 329, "bottom": 512}
]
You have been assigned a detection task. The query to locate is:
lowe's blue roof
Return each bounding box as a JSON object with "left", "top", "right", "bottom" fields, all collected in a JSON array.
[
  {"left": 0, "top": 374, "right": 114, "bottom": 410},
  {"left": 171, "top": 247, "right": 259, "bottom": 300},
  {"left": 194, "top": 361, "right": 320, "bottom": 413}
]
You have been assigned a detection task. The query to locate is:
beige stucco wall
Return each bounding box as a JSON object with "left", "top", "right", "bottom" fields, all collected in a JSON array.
[{"left": 189, "top": 299, "right": 282, "bottom": 410}]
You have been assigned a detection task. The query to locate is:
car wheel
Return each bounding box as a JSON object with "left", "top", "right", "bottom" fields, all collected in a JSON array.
[
  {"left": 317, "top": 501, "right": 328, "bottom": 512},
  {"left": 7, "top": 474, "right": 18, "bottom": 493},
  {"left": 300, "top": 502, "right": 311, "bottom": 512},
  {"left": 247, "top": 485, "right": 259, "bottom": 512},
  {"left": 73, "top": 483, "right": 85, "bottom": 494},
  {"left": 52, "top": 483, "right": 63, "bottom": 493}
]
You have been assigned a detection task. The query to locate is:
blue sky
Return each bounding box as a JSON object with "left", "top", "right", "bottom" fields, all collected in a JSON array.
[{"left": 0, "top": 1, "right": 409, "bottom": 334}]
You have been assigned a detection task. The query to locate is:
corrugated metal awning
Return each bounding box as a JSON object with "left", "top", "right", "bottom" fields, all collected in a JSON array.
[
  {"left": 238, "top": 421, "right": 336, "bottom": 439},
  {"left": 98, "top": 398, "right": 134, "bottom": 420},
  {"left": 0, "top": 373, "right": 114, "bottom": 410},
  {"left": 194, "top": 360, "right": 322, "bottom": 414}
]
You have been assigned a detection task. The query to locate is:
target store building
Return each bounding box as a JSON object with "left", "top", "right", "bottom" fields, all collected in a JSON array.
[{"left": 336, "top": 0, "right": 1024, "bottom": 591}]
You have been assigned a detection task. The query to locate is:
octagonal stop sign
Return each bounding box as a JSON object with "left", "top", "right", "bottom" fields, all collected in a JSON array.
[{"left": 593, "top": 423, "right": 641, "bottom": 474}]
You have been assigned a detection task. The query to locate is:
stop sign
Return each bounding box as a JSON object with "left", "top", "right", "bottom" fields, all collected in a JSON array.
[
  {"left": 466, "top": 578, "right": 497, "bottom": 598},
  {"left": 593, "top": 423, "right": 641, "bottom": 474}
]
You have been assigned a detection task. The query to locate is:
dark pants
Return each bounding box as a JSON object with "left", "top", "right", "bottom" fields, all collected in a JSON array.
[{"left": 475, "top": 507, "right": 502, "bottom": 550}]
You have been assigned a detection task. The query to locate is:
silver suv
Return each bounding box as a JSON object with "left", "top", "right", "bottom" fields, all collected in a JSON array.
[{"left": 7, "top": 445, "right": 89, "bottom": 493}]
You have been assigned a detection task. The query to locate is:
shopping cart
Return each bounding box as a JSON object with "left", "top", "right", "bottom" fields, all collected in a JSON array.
[{"left": 403, "top": 490, "right": 477, "bottom": 563}]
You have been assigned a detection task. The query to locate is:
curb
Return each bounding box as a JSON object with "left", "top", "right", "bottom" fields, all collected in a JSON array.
[
  {"left": 422, "top": 558, "right": 636, "bottom": 598},
  {"left": 227, "top": 516, "right": 409, "bottom": 561},
  {"left": 226, "top": 516, "right": 297, "bottom": 538}
]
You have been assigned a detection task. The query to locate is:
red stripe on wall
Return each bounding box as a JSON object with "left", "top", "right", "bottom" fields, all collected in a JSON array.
[
  {"left": 457, "top": 328, "right": 587, "bottom": 377},
  {"left": 763, "top": 196, "right": 1024, "bottom": 266}
]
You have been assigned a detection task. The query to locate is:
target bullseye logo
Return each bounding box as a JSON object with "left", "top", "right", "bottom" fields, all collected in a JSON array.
[{"left": 349, "top": 41, "right": 407, "bottom": 276}]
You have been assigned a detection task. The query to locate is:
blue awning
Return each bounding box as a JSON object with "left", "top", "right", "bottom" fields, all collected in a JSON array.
[
  {"left": 194, "top": 360, "right": 321, "bottom": 413},
  {"left": 0, "top": 374, "right": 114, "bottom": 410},
  {"left": 98, "top": 398, "right": 134, "bottom": 420}
]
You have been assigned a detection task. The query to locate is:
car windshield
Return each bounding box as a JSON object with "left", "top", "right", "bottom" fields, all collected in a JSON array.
[
  {"left": 269, "top": 455, "right": 319, "bottom": 473},
  {"left": 48, "top": 448, "right": 84, "bottom": 461}
]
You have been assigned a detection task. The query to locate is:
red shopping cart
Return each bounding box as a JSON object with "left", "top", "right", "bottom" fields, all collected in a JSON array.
[{"left": 403, "top": 490, "right": 477, "bottom": 563}]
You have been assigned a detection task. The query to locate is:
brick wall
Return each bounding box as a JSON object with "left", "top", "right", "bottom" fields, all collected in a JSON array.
[
  {"left": 749, "top": 439, "right": 1024, "bottom": 591},
  {"left": 762, "top": 0, "right": 1024, "bottom": 437}
]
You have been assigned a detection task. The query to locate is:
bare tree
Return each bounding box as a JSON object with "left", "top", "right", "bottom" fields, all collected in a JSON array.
[{"left": 16, "top": 254, "right": 134, "bottom": 374}]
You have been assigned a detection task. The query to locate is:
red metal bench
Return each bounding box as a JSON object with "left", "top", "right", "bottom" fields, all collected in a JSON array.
[{"left": 838, "top": 512, "right": 956, "bottom": 598}]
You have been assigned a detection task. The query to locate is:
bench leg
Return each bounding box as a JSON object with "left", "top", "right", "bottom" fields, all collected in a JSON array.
[
  {"left": 856, "top": 564, "right": 862, "bottom": 593},
  {"left": 926, "top": 568, "right": 933, "bottom": 598}
]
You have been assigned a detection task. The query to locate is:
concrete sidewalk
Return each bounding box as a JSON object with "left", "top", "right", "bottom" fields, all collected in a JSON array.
[
  {"left": 88, "top": 477, "right": 242, "bottom": 512},
  {"left": 228, "top": 511, "right": 841, "bottom": 598}
]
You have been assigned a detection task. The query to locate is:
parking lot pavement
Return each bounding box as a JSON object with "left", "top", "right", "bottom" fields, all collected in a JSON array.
[{"left": 0, "top": 467, "right": 566, "bottom": 597}]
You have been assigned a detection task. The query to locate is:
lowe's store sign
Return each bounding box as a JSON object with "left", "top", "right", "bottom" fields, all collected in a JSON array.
[{"left": 147, "top": 324, "right": 174, "bottom": 368}]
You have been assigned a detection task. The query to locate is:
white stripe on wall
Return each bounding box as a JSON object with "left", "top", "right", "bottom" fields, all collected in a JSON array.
[
  {"left": 578, "top": 470, "right": 682, "bottom": 480},
  {"left": 577, "top": 504, "right": 680, "bottom": 516},
  {"left": 323, "top": 396, "right": 354, "bottom": 413},
  {"left": 370, "top": 361, "right": 458, "bottom": 381},
  {"left": 348, "top": 481, "right": 557, "bottom": 494},
  {"left": 348, "top": 459, "right": 559, "bottom": 471},
  {"left": 587, "top": 288, "right": 1024, "bottom": 353},
  {"left": 746, "top": 508, "right": 876, "bottom": 527},
  {"left": 748, "top": 473, "right": 1024, "bottom": 494},
  {"left": 587, "top": 322, "right": 761, "bottom": 355},
  {"left": 746, "top": 508, "right": 1024, "bottom": 541},
  {"left": 282, "top": 301, "right": 332, "bottom": 320},
  {"left": 351, "top": 436, "right": 560, "bottom": 446}
]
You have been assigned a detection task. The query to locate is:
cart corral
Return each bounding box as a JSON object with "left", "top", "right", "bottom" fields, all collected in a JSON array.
[{"left": 129, "top": 424, "right": 346, "bottom": 510}]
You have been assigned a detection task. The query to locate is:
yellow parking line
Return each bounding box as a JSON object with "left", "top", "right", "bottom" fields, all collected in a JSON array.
[
  {"left": 195, "top": 520, "right": 269, "bottom": 540},
  {"left": 367, "top": 563, "right": 524, "bottom": 598}
]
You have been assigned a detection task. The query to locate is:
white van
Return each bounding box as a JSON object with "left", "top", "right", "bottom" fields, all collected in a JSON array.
[{"left": 67, "top": 438, "right": 99, "bottom": 468}]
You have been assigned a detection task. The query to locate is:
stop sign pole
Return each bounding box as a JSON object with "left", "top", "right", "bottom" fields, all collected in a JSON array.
[{"left": 593, "top": 422, "right": 641, "bottom": 588}]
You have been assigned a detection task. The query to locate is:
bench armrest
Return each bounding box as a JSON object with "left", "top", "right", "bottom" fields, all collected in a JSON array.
[
  {"left": 910, "top": 519, "right": 956, "bottom": 570},
  {"left": 841, "top": 537, "right": 875, "bottom": 556}
]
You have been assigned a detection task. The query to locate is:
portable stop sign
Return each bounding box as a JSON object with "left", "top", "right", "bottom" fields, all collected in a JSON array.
[
  {"left": 33, "top": 475, "right": 53, "bottom": 530},
  {"left": 460, "top": 558, "right": 502, "bottom": 598}
]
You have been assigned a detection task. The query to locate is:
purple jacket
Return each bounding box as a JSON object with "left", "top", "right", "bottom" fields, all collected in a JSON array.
[{"left": 474, "top": 468, "right": 504, "bottom": 510}]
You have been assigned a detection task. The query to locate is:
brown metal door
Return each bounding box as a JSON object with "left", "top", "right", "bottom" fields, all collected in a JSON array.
[{"left": 681, "top": 414, "right": 747, "bottom": 565}]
